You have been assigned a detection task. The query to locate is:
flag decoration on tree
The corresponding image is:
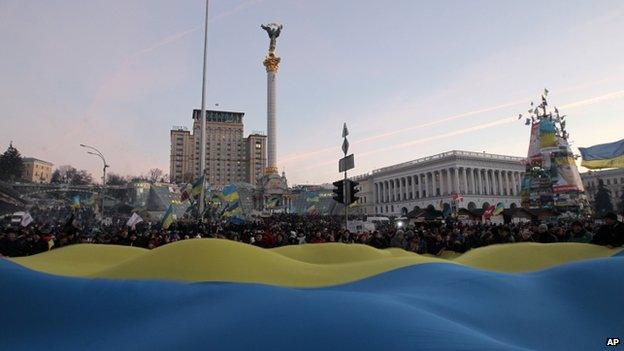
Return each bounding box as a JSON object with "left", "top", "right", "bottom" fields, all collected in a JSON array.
[{"left": 518, "top": 90, "right": 585, "bottom": 211}]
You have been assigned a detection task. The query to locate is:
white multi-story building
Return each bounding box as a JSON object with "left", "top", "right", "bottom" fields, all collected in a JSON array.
[{"left": 354, "top": 150, "right": 526, "bottom": 216}]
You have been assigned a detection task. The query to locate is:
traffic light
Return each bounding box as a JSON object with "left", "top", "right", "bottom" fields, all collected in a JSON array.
[
  {"left": 347, "top": 180, "right": 360, "bottom": 205},
  {"left": 332, "top": 180, "right": 345, "bottom": 204}
]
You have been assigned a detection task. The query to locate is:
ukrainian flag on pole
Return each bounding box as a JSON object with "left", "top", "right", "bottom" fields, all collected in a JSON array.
[
  {"left": 190, "top": 175, "right": 205, "bottom": 198},
  {"left": 579, "top": 138, "right": 624, "bottom": 169},
  {"left": 160, "top": 205, "right": 174, "bottom": 230}
]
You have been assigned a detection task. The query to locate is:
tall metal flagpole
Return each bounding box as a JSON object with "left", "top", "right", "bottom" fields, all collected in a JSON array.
[{"left": 198, "top": 0, "right": 209, "bottom": 219}]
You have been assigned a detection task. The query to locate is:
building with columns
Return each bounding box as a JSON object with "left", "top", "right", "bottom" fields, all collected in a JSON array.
[{"left": 355, "top": 150, "right": 526, "bottom": 216}]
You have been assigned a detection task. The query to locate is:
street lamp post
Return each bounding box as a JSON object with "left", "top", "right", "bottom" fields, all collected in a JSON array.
[{"left": 80, "top": 144, "right": 109, "bottom": 219}]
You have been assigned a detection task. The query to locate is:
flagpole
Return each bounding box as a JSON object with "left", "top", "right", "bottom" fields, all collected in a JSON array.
[{"left": 198, "top": 0, "right": 209, "bottom": 220}]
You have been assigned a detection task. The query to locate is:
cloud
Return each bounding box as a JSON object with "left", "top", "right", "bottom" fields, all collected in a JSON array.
[
  {"left": 280, "top": 76, "right": 624, "bottom": 166},
  {"left": 291, "top": 89, "right": 624, "bottom": 175}
]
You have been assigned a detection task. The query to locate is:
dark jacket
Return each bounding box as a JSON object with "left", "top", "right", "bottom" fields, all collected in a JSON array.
[{"left": 593, "top": 222, "right": 624, "bottom": 247}]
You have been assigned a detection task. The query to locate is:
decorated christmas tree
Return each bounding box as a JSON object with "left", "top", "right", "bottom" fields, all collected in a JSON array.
[{"left": 518, "top": 89, "right": 587, "bottom": 213}]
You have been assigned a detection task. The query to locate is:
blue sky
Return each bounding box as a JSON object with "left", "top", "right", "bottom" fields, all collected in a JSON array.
[{"left": 1, "top": 0, "right": 623, "bottom": 184}]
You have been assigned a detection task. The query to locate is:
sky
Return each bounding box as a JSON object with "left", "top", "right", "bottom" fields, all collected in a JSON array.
[{"left": 1, "top": 0, "right": 623, "bottom": 185}]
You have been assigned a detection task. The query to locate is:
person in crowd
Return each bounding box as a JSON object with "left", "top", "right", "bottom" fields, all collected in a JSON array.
[
  {"left": 369, "top": 231, "right": 389, "bottom": 249},
  {"left": 552, "top": 226, "right": 570, "bottom": 242},
  {"left": 337, "top": 230, "right": 353, "bottom": 244},
  {"left": 592, "top": 212, "right": 624, "bottom": 247},
  {"left": 390, "top": 230, "right": 408, "bottom": 250},
  {"left": 0, "top": 232, "right": 23, "bottom": 257},
  {"left": 533, "top": 224, "right": 558, "bottom": 243},
  {"left": 568, "top": 221, "right": 592, "bottom": 243},
  {"left": 2, "top": 204, "right": 623, "bottom": 258},
  {"left": 309, "top": 231, "right": 326, "bottom": 244}
]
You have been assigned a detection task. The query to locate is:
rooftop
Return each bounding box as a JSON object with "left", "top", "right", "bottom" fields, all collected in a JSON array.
[
  {"left": 372, "top": 150, "right": 525, "bottom": 175},
  {"left": 581, "top": 168, "right": 624, "bottom": 177},
  {"left": 192, "top": 109, "right": 244, "bottom": 124},
  {"left": 22, "top": 157, "right": 53, "bottom": 166}
]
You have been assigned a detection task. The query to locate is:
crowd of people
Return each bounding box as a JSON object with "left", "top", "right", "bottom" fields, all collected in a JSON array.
[{"left": 1, "top": 206, "right": 623, "bottom": 258}]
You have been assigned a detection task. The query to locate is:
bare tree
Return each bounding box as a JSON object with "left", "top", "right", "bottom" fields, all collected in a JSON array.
[
  {"left": 147, "top": 168, "right": 164, "bottom": 183},
  {"left": 106, "top": 173, "right": 127, "bottom": 186},
  {"left": 51, "top": 165, "right": 93, "bottom": 185},
  {"left": 182, "top": 172, "right": 195, "bottom": 183}
]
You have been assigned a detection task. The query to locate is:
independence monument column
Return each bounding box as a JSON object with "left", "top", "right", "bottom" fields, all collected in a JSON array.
[{"left": 261, "top": 23, "right": 282, "bottom": 174}]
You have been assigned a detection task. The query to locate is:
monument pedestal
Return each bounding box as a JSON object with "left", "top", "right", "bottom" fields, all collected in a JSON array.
[{"left": 258, "top": 171, "right": 288, "bottom": 212}]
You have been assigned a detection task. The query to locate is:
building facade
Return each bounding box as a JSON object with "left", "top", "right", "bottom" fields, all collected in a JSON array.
[
  {"left": 21, "top": 158, "right": 53, "bottom": 183},
  {"left": 349, "top": 174, "right": 375, "bottom": 216},
  {"left": 355, "top": 150, "right": 526, "bottom": 217},
  {"left": 245, "top": 134, "right": 267, "bottom": 186},
  {"left": 170, "top": 127, "right": 195, "bottom": 183},
  {"left": 170, "top": 110, "right": 267, "bottom": 187},
  {"left": 581, "top": 169, "right": 624, "bottom": 211}
]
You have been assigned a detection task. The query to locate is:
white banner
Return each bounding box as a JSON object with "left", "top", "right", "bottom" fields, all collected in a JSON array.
[
  {"left": 126, "top": 213, "right": 143, "bottom": 229},
  {"left": 20, "top": 213, "right": 33, "bottom": 227}
]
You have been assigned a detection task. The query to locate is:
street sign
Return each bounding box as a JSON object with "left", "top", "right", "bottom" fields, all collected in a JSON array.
[
  {"left": 342, "top": 138, "right": 349, "bottom": 155},
  {"left": 342, "top": 122, "right": 349, "bottom": 138},
  {"left": 339, "top": 154, "right": 355, "bottom": 172}
]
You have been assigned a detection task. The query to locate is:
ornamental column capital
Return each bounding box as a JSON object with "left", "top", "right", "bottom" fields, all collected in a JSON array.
[{"left": 263, "top": 53, "right": 281, "bottom": 72}]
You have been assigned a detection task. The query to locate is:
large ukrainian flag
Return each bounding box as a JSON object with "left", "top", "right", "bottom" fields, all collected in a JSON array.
[
  {"left": 579, "top": 138, "right": 624, "bottom": 169},
  {"left": 2, "top": 240, "right": 623, "bottom": 350}
]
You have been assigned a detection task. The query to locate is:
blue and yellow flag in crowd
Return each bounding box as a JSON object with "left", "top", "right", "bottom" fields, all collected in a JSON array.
[
  {"left": 208, "top": 194, "right": 222, "bottom": 207},
  {"left": 266, "top": 197, "right": 279, "bottom": 209},
  {"left": 219, "top": 184, "right": 243, "bottom": 219},
  {"left": 160, "top": 204, "right": 174, "bottom": 229},
  {"left": 1, "top": 241, "right": 623, "bottom": 350},
  {"left": 579, "top": 138, "right": 624, "bottom": 169},
  {"left": 305, "top": 191, "right": 320, "bottom": 203},
  {"left": 493, "top": 202, "right": 505, "bottom": 216},
  {"left": 221, "top": 184, "right": 240, "bottom": 203},
  {"left": 223, "top": 202, "right": 243, "bottom": 218},
  {"left": 190, "top": 175, "right": 205, "bottom": 198},
  {"left": 71, "top": 195, "right": 81, "bottom": 209}
]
